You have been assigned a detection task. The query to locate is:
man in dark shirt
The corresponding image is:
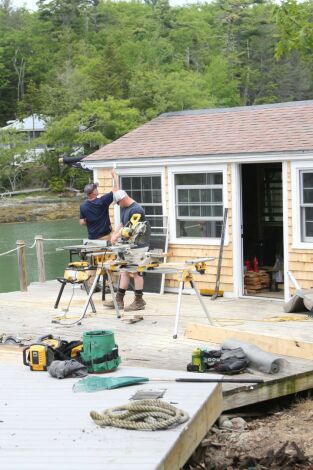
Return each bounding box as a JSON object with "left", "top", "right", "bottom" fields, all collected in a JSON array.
[
  {"left": 107, "top": 190, "right": 150, "bottom": 312},
  {"left": 79, "top": 169, "right": 119, "bottom": 240}
]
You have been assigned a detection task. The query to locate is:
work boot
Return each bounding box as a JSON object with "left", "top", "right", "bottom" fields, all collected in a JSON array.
[
  {"left": 124, "top": 295, "right": 146, "bottom": 311},
  {"left": 103, "top": 291, "right": 125, "bottom": 310}
]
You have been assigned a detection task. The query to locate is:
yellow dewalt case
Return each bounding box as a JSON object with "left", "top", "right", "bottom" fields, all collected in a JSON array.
[
  {"left": 23, "top": 344, "right": 55, "bottom": 371},
  {"left": 23, "top": 335, "right": 83, "bottom": 371}
]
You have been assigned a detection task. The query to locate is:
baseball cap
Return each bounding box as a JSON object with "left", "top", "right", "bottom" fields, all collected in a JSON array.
[
  {"left": 84, "top": 183, "right": 98, "bottom": 195},
  {"left": 113, "top": 190, "right": 127, "bottom": 204}
]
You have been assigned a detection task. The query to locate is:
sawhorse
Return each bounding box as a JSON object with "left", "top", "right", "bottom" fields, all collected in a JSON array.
[
  {"left": 54, "top": 278, "right": 97, "bottom": 313},
  {"left": 173, "top": 269, "right": 214, "bottom": 339}
]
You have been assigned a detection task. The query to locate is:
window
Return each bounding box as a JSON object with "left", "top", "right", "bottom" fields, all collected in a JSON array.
[
  {"left": 300, "top": 171, "right": 313, "bottom": 242},
  {"left": 120, "top": 175, "right": 163, "bottom": 230},
  {"left": 175, "top": 172, "right": 224, "bottom": 238}
]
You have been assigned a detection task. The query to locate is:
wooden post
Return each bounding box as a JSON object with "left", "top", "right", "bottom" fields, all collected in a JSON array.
[
  {"left": 35, "top": 235, "right": 46, "bottom": 283},
  {"left": 16, "top": 240, "right": 28, "bottom": 291}
]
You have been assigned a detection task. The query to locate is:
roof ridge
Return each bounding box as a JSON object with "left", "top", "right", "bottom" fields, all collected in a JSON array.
[{"left": 160, "top": 100, "right": 313, "bottom": 117}]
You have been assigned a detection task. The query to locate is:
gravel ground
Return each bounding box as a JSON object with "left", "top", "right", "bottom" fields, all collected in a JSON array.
[{"left": 184, "top": 397, "right": 313, "bottom": 469}]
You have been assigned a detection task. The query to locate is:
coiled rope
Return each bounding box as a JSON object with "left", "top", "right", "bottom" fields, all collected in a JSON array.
[{"left": 90, "top": 399, "right": 189, "bottom": 431}]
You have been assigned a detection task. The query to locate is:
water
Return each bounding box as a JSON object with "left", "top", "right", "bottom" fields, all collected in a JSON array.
[{"left": 0, "top": 219, "right": 86, "bottom": 293}]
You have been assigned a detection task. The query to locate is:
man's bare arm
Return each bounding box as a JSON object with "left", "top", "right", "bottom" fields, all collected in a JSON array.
[
  {"left": 111, "top": 223, "right": 123, "bottom": 244},
  {"left": 111, "top": 168, "right": 119, "bottom": 191},
  {"left": 79, "top": 218, "right": 86, "bottom": 226}
]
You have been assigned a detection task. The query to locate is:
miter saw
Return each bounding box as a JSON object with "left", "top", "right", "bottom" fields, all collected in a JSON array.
[
  {"left": 120, "top": 213, "right": 151, "bottom": 246},
  {"left": 111, "top": 213, "right": 163, "bottom": 269}
]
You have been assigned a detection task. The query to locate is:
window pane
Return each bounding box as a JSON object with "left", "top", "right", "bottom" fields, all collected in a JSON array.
[
  {"left": 303, "top": 173, "right": 313, "bottom": 188},
  {"left": 189, "top": 189, "right": 200, "bottom": 202},
  {"left": 304, "top": 207, "right": 313, "bottom": 238},
  {"left": 212, "top": 205, "right": 223, "bottom": 216},
  {"left": 152, "top": 190, "right": 161, "bottom": 203},
  {"left": 200, "top": 189, "right": 211, "bottom": 202},
  {"left": 152, "top": 176, "right": 161, "bottom": 189},
  {"left": 306, "top": 222, "right": 313, "bottom": 237},
  {"left": 144, "top": 206, "right": 153, "bottom": 215},
  {"left": 178, "top": 189, "right": 189, "bottom": 203},
  {"left": 303, "top": 189, "right": 313, "bottom": 204},
  {"left": 132, "top": 178, "right": 141, "bottom": 190},
  {"left": 146, "top": 216, "right": 162, "bottom": 227},
  {"left": 212, "top": 188, "right": 223, "bottom": 202},
  {"left": 178, "top": 205, "right": 189, "bottom": 216},
  {"left": 201, "top": 205, "right": 212, "bottom": 217},
  {"left": 305, "top": 207, "right": 313, "bottom": 221},
  {"left": 142, "top": 190, "right": 152, "bottom": 203},
  {"left": 142, "top": 177, "right": 152, "bottom": 190},
  {"left": 122, "top": 177, "right": 131, "bottom": 190},
  {"left": 176, "top": 220, "right": 222, "bottom": 238},
  {"left": 190, "top": 205, "right": 201, "bottom": 216},
  {"left": 206, "top": 173, "right": 223, "bottom": 184},
  {"left": 132, "top": 190, "right": 141, "bottom": 201},
  {"left": 176, "top": 174, "right": 206, "bottom": 185}
]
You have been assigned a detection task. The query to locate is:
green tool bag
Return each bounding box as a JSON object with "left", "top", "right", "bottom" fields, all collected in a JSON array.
[{"left": 80, "top": 330, "right": 121, "bottom": 373}]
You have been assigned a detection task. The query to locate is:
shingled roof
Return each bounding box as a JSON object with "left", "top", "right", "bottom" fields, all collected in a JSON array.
[{"left": 83, "top": 100, "right": 313, "bottom": 162}]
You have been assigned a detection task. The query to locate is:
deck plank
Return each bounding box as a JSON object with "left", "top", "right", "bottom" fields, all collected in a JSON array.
[
  {"left": 0, "top": 364, "right": 223, "bottom": 470},
  {"left": 1, "top": 280, "right": 313, "bottom": 414}
]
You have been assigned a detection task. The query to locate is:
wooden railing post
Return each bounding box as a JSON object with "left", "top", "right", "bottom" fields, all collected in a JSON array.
[
  {"left": 35, "top": 235, "right": 46, "bottom": 283},
  {"left": 16, "top": 240, "right": 28, "bottom": 291}
]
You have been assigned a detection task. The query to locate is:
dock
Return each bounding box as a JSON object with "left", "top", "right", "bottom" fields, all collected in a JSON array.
[
  {"left": 0, "top": 363, "right": 223, "bottom": 470},
  {"left": 1, "top": 280, "right": 313, "bottom": 467}
]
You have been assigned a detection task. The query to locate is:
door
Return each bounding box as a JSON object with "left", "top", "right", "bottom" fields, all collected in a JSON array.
[{"left": 241, "top": 163, "right": 284, "bottom": 298}]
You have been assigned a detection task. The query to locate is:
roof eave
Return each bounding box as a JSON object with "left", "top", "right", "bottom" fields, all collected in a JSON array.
[{"left": 81, "top": 149, "right": 313, "bottom": 170}]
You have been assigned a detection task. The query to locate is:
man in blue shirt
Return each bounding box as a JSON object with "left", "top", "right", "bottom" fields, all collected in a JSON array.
[{"left": 79, "top": 169, "right": 119, "bottom": 240}]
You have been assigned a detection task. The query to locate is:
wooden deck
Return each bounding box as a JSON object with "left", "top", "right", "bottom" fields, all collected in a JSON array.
[
  {"left": 1, "top": 280, "right": 313, "bottom": 413},
  {"left": 0, "top": 363, "right": 223, "bottom": 470}
]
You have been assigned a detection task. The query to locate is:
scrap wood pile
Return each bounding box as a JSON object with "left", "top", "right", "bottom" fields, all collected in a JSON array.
[{"left": 244, "top": 270, "right": 270, "bottom": 294}]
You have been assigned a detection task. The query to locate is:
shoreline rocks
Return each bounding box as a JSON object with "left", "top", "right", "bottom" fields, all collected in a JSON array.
[{"left": 0, "top": 195, "right": 83, "bottom": 223}]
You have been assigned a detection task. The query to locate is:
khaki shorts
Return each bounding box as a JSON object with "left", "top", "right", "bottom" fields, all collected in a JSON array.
[{"left": 97, "top": 233, "right": 111, "bottom": 241}]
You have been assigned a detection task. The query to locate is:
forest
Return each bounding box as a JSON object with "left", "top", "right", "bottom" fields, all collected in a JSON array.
[{"left": 0, "top": 0, "right": 312, "bottom": 191}]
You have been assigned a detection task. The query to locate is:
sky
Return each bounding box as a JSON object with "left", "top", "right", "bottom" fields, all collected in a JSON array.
[{"left": 11, "top": 0, "right": 203, "bottom": 10}]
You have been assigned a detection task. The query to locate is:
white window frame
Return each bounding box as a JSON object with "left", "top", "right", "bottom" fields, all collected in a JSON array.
[
  {"left": 168, "top": 164, "right": 228, "bottom": 246},
  {"left": 112, "top": 167, "right": 166, "bottom": 225},
  {"left": 291, "top": 161, "right": 313, "bottom": 248}
]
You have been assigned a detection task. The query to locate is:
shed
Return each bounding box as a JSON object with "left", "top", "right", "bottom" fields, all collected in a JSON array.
[{"left": 82, "top": 100, "right": 313, "bottom": 301}]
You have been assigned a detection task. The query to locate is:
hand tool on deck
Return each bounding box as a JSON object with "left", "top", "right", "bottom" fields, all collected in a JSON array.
[
  {"left": 211, "top": 207, "right": 228, "bottom": 300},
  {"left": 23, "top": 335, "right": 83, "bottom": 371},
  {"left": 73, "top": 375, "right": 264, "bottom": 392}
]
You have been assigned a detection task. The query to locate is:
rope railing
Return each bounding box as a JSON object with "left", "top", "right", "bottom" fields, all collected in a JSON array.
[
  {"left": 0, "top": 246, "right": 21, "bottom": 257},
  {"left": 0, "top": 236, "right": 84, "bottom": 292},
  {"left": 0, "top": 237, "right": 83, "bottom": 257}
]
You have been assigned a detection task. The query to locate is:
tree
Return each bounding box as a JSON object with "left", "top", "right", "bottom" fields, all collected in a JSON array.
[
  {"left": 0, "top": 128, "right": 31, "bottom": 191},
  {"left": 275, "top": 0, "right": 313, "bottom": 59},
  {"left": 42, "top": 96, "right": 142, "bottom": 157}
]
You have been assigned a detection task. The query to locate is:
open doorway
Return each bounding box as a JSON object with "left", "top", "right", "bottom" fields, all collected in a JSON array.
[{"left": 241, "top": 163, "right": 284, "bottom": 298}]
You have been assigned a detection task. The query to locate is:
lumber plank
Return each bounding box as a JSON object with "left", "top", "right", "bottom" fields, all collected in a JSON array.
[
  {"left": 163, "top": 384, "right": 223, "bottom": 470},
  {"left": 223, "top": 370, "right": 313, "bottom": 410},
  {"left": 186, "top": 324, "right": 313, "bottom": 360}
]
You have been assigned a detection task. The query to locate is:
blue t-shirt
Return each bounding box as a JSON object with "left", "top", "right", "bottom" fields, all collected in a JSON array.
[
  {"left": 80, "top": 192, "right": 113, "bottom": 239},
  {"left": 121, "top": 202, "right": 146, "bottom": 226}
]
